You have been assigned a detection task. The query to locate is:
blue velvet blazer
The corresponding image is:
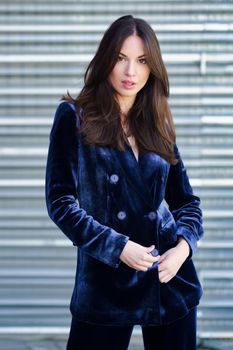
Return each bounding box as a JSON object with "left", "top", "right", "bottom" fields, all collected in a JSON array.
[{"left": 45, "top": 101, "right": 203, "bottom": 326}]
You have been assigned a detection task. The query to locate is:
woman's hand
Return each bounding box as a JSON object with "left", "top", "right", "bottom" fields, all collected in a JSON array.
[
  {"left": 158, "top": 237, "right": 190, "bottom": 283},
  {"left": 120, "top": 240, "right": 160, "bottom": 271}
]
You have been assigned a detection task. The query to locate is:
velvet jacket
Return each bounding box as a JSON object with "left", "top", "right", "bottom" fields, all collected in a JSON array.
[{"left": 45, "top": 101, "right": 204, "bottom": 326}]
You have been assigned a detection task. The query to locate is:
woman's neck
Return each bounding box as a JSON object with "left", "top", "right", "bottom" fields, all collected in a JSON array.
[
  {"left": 117, "top": 94, "right": 135, "bottom": 116},
  {"left": 120, "top": 111, "right": 129, "bottom": 134}
]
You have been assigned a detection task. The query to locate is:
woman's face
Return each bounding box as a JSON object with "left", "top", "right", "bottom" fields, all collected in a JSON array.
[{"left": 109, "top": 35, "right": 150, "bottom": 110}]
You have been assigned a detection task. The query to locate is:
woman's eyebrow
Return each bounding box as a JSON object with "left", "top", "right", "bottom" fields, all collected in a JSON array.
[{"left": 119, "top": 52, "right": 146, "bottom": 58}]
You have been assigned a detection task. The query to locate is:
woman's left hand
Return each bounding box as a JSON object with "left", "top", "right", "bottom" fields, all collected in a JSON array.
[{"left": 157, "top": 237, "right": 190, "bottom": 283}]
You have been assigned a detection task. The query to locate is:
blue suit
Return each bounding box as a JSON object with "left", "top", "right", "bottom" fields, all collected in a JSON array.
[{"left": 45, "top": 101, "right": 203, "bottom": 326}]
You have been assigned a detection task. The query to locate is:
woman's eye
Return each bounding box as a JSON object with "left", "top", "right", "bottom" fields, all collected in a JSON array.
[
  {"left": 139, "top": 58, "right": 147, "bottom": 64},
  {"left": 118, "top": 56, "right": 125, "bottom": 61}
]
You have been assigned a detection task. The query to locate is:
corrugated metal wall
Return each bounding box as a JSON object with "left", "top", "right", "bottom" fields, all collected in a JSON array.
[{"left": 0, "top": 0, "right": 233, "bottom": 346}]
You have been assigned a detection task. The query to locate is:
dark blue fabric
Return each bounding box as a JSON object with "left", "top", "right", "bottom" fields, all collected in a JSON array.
[
  {"left": 141, "top": 306, "right": 197, "bottom": 350},
  {"left": 66, "top": 307, "right": 197, "bottom": 350},
  {"left": 66, "top": 318, "right": 133, "bottom": 350},
  {"left": 45, "top": 101, "right": 204, "bottom": 326}
]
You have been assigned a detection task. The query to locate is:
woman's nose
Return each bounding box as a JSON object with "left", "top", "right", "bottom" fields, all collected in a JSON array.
[{"left": 125, "top": 62, "right": 136, "bottom": 76}]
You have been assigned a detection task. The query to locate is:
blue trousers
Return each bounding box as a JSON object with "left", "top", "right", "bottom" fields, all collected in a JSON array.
[{"left": 66, "top": 307, "right": 197, "bottom": 350}]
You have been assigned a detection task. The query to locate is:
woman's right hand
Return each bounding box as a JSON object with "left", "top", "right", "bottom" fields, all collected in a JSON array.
[{"left": 119, "top": 240, "right": 160, "bottom": 271}]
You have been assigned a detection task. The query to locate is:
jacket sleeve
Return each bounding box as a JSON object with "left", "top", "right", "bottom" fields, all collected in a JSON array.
[
  {"left": 45, "top": 101, "right": 129, "bottom": 268},
  {"left": 165, "top": 144, "right": 203, "bottom": 258}
]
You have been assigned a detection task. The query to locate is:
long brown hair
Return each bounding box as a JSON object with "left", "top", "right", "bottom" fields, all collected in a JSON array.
[{"left": 62, "top": 15, "right": 177, "bottom": 164}]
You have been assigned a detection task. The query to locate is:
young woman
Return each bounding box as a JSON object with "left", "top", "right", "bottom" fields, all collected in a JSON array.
[{"left": 45, "top": 15, "right": 203, "bottom": 350}]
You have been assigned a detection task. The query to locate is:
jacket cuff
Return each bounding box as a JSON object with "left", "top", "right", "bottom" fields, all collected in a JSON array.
[
  {"left": 93, "top": 232, "right": 129, "bottom": 268},
  {"left": 109, "top": 234, "right": 130, "bottom": 268}
]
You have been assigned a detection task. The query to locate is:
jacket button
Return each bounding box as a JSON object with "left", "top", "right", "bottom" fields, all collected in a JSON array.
[
  {"left": 151, "top": 248, "right": 159, "bottom": 257},
  {"left": 110, "top": 174, "right": 119, "bottom": 184},
  {"left": 148, "top": 211, "right": 156, "bottom": 221},
  {"left": 117, "top": 211, "right": 126, "bottom": 220}
]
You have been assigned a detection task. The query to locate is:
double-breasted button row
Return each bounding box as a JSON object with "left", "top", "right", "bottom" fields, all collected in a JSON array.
[
  {"left": 110, "top": 174, "right": 119, "bottom": 184},
  {"left": 117, "top": 211, "right": 156, "bottom": 221}
]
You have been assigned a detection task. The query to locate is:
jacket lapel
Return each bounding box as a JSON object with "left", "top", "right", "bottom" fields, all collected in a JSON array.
[{"left": 109, "top": 144, "right": 155, "bottom": 209}]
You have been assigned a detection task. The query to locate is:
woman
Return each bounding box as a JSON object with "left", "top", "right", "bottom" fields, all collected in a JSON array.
[{"left": 45, "top": 15, "right": 203, "bottom": 350}]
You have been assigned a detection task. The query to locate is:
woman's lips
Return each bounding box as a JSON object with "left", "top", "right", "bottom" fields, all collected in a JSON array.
[{"left": 121, "top": 80, "right": 136, "bottom": 89}]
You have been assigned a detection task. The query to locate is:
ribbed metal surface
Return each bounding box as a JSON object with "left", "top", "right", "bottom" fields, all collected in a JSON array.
[{"left": 0, "top": 0, "right": 233, "bottom": 345}]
